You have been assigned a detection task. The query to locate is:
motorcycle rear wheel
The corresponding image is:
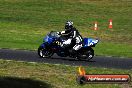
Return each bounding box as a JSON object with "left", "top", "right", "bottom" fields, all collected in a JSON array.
[{"left": 77, "top": 48, "right": 94, "bottom": 61}]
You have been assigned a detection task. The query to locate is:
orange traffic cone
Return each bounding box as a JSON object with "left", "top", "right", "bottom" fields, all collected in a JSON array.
[
  {"left": 109, "top": 19, "right": 112, "bottom": 28},
  {"left": 94, "top": 22, "right": 98, "bottom": 30}
]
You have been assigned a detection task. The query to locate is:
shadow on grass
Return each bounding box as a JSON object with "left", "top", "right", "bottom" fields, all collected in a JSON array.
[{"left": 0, "top": 76, "right": 52, "bottom": 88}]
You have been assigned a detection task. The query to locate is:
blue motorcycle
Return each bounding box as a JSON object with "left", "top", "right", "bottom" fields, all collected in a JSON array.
[{"left": 38, "top": 31, "right": 99, "bottom": 61}]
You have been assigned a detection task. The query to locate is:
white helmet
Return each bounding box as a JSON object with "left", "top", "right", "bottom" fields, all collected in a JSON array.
[{"left": 65, "top": 21, "right": 73, "bottom": 30}]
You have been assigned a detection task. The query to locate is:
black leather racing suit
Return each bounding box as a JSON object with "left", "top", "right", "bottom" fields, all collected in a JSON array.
[{"left": 60, "top": 27, "right": 83, "bottom": 51}]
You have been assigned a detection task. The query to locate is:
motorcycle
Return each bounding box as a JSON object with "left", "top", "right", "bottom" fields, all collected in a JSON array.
[{"left": 38, "top": 31, "right": 99, "bottom": 61}]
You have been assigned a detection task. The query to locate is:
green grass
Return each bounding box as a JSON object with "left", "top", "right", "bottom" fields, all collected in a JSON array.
[
  {"left": 0, "top": 59, "right": 132, "bottom": 88},
  {"left": 95, "top": 42, "right": 132, "bottom": 58},
  {"left": 0, "top": 0, "right": 132, "bottom": 57}
]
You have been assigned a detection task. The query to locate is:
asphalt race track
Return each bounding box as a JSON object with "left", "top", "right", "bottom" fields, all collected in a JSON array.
[{"left": 0, "top": 49, "right": 132, "bottom": 69}]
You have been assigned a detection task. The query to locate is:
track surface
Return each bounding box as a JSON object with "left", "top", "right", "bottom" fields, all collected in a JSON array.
[{"left": 0, "top": 49, "right": 132, "bottom": 69}]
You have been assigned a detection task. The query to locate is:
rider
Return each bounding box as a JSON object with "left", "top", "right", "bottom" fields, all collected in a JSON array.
[{"left": 58, "top": 21, "right": 83, "bottom": 54}]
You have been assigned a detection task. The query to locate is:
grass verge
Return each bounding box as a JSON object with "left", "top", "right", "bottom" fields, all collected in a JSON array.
[{"left": 0, "top": 59, "right": 131, "bottom": 88}]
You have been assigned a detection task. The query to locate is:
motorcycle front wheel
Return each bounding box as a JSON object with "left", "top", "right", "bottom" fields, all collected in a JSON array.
[{"left": 38, "top": 46, "right": 53, "bottom": 58}]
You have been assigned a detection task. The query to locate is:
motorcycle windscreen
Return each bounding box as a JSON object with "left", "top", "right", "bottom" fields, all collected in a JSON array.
[
  {"left": 83, "top": 38, "right": 99, "bottom": 47},
  {"left": 44, "top": 35, "right": 53, "bottom": 43}
]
